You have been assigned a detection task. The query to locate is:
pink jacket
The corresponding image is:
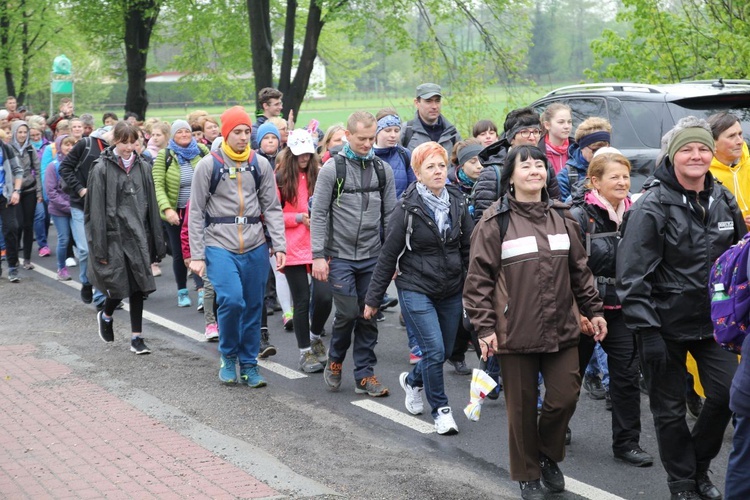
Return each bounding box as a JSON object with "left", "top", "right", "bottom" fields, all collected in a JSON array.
[{"left": 278, "top": 172, "right": 312, "bottom": 266}]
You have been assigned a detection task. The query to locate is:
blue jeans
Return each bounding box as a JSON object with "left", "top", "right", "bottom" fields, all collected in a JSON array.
[
  {"left": 726, "top": 414, "right": 750, "bottom": 499},
  {"left": 69, "top": 207, "right": 90, "bottom": 284},
  {"left": 400, "top": 289, "right": 462, "bottom": 416},
  {"left": 34, "top": 201, "right": 49, "bottom": 249},
  {"left": 206, "top": 244, "right": 268, "bottom": 367},
  {"left": 50, "top": 215, "right": 71, "bottom": 270},
  {"left": 585, "top": 342, "right": 610, "bottom": 389}
]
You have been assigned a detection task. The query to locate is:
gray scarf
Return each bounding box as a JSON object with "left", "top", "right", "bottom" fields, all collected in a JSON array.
[{"left": 416, "top": 181, "right": 451, "bottom": 235}]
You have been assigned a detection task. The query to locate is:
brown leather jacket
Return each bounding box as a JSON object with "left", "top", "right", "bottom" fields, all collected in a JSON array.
[{"left": 463, "top": 195, "right": 603, "bottom": 354}]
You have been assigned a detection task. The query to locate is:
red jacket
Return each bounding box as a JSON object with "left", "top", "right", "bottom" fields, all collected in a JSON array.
[{"left": 278, "top": 171, "right": 312, "bottom": 266}]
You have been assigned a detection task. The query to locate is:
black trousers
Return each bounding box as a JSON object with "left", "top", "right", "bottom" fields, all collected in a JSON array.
[
  {"left": 284, "top": 265, "right": 332, "bottom": 349},
  {"left": 16, "top": 191, "right": 36, "bottom": 261},
  {"left": 0, "top": 196, "right": 19, "bottom": 268},
  {"left": 638, "top": 335, "right": 737, "bottom": 494},
  {"left": 578, "top": 309, "right": 642, "bottom": 453}
]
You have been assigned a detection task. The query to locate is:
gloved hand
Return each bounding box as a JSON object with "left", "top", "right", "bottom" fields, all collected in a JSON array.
[{"left": 638, "top": 330, "right": 669, "bottom": 374}]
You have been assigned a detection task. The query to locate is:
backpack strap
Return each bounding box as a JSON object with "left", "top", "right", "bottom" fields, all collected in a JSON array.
[
  {"left": 204, "top": 151, "right": 262, "bottom": 226},
  {"left": 401, "top": 122, "right": 414, "bottom": 149},
  {"left": 164, "top": 148, "right": 173, "bottom": 171},
  {"left": 493, "top": 165, "right": 502, "bottom": 201},
  {"left": 395, "top": 210, "right": 414, "bottom": 275},
  {"left": 330, "top": 155, "right": 387, "bottom": 230},
  {"left": 567, "top": 164, "right": 579, "bottom": 191},
  {"left": 396, "top": 146, "right": 410, "bottom": 172},
  {"left": 585, "top": 216, "right": 620, "bottom": 256}
]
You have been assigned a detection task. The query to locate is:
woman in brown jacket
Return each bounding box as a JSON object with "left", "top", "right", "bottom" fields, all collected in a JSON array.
[{"left": 463, "top": 145, "right": 607, "bottom": 500}]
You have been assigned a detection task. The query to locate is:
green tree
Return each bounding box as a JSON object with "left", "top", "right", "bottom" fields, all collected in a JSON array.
[{"left": 527, "top": 3, "right": 555, "bottom": 82}]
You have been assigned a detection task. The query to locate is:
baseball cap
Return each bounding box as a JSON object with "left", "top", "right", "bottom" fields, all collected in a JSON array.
[
  {"left": 416, "top": 83, "right": 442, "bottom": 99},
  {"left": 287, "top": 129, "right": 316, "bottom": 156}
]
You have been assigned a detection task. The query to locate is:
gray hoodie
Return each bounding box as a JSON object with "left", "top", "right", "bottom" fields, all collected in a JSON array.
[
  {"left": 1, "top": 142, "right": 22, "bottom": 199},
  {"left": 310, "top": 151, "right": 397, "bottom": 261},
  {"left": 189, "top": 149, "right": 285, "bottom": 260}
]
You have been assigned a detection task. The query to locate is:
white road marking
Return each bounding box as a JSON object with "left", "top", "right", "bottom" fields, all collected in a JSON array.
[
  {"left": 258, "top": 359, "right": 307, "bottom": 380},
  {"left": 351, "top": 400, "right": 435, "bottom": 434},
  {"left": 566, "top": 477, "right": 628, "bottom": 500}
]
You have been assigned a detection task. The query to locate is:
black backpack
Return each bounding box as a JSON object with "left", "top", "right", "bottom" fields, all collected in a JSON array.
[
  {"left": 330, "top": 154, "right": 387, "bottom": 227},
  {"left": 164, "top": 146, "right": 208, "bottom": 172}
]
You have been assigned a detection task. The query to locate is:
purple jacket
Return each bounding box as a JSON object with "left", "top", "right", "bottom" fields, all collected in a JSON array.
[{"left": 44, "top": 162, "right": 70, "bottom": 216}]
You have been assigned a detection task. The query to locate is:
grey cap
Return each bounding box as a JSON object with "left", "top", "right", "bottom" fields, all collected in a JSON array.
[{"left": 416, "top": 83, "right": 442, "bottom": 99}]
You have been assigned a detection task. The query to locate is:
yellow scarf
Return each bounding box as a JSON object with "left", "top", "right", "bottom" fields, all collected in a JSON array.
[{"left": 221, "top": 141, "right": 250, "bottom": 163}]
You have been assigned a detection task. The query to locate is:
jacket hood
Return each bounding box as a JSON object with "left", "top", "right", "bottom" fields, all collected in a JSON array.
[
  {"left": 478, "top": 137, "right": 509, "bottom": 165},
  {"left": 10, "top": 120, "right": 30, "bottom": 152}
]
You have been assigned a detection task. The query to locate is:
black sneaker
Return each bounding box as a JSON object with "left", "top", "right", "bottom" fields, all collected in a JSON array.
[
  {"left": 582, "top": 374, "right": 606, "bottom": 400},
  {"left": 130, "top": 337, "right": 151, "bottom": 355},
  {"left": 614, "top": 446, "right": 654, "bottom": 467},
  {"left": 539, "top": 453, "right": 565, "bottom": 492},
  {"left": 671, "top": 491, "right": 701, "bottom": 500},
  {"left": 375, "top": 311, "right": 385, "bottom": 322},
  {"left": 686, "top": 388, "right": 704, "bottom": 419},
  {"left": 447, "top": 359, "right": 472, "bottom": 375},
  {"left": 380, "top": 294, "right": 398, "bottom": 311},
  {"left": 605, "top": 390, "right": 612, "bottom": 411},
  {"left": 696, "top": 470, "right": 722, "bottom": 500},
  {"left": 97, "top": 311, "right": 114, "bottom": 343},
  {"left": 81, "top": 283, "right": 93, "bottom": 304},
  {"left": 258, "top": 327, "right": 277, "bottom": 359},
  {"left": 519, "top": 479, "right": 545, "bottom": 500}
]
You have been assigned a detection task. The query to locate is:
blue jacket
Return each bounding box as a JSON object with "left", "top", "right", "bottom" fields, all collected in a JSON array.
[
  {"left": 374, "top": 145, "right": 414, "bottom": 199},
  {"left": 556, "top": 143, "right": 588, "bottom": 201}
]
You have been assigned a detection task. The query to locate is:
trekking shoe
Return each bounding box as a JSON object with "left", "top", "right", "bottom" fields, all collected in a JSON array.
[
  {"left": 583, "top": 374, "right": 606, "bottom": 400},
  {"left": 204, "top": 323, "right": 219, "bottom": 341},
  {"left": 177, "top": 288, "right": 191, "bottom": 307},
  {"left": 151, "top": 262, "right": 161, "bottom": 277},
  {"left": 81, "top": 283, "right": 93, "bottom": 304},
  {"left": 66, "top": 257, "right": 77, "bottom": 268},
  {"left": 22, "top": 261, "right": 34, "bottom": 270},
  {"left": 38, "top": 246, "right": 51, "bottom": 257},
  {"left": 283, "top": 312, "right": 294, "bottom": 331},
  {"left": 355, "top": 375, "right": 389, "bottom": 397},
  {"left": 130, "top": 337, "right": 151, "bottom": 355},
  {"left": 310, "top": 338, "right": 327, "bottom": 364},
  {"left": 447, "top": 359, "right": 472, "bottom": 375},
  {"left": 605, "top": 390, "right": 612, "bottom": 411},
  {"left": 409, "top": 345, "right": 422, "bottom": 365},
  {"left": 686, "top": 388, "right": 704, "bottom": 419},
  {"left": 219, "top": 355, "right": 237, "bottom": 384},
  {"left": 0, "top": 249, "right": 5, "bottom": 261},
  {"left": 299, "top": 351, "right": 324, "bottom": 373},
  {"left": 57, "top": 267, "right": 71, "bottom": 281},
  {"left": 695, "top": 470, "right": 722, "bottom": 500},
  {"left": 399, "top": 372, "right": 424, "bottom": 415},
  {"left": 324, "top": 359, "right": 342, "bottom": 391},
  {"left": 97, "top": 311, "right": 115, "bottom": 342},
  {"left": 539, "top": 453, "right": 565, "bottom": 492},
  {"left": 434, "top": 407, "right": 459, "bottom": 435},
  {"left": 380, "top": 294, "right": 398, "bottom": 311},
  {"left": 258, "top": 327, "right": 277, "bottom": 359},
  {"left": 519, "top": 479, "right": 545, "bottom": 500},
  {"left": 8, "top": 267, "right": 20, "bottom": 283},
  {"left": 614, "top": 446, "right": 654, "bottom": 467},
  {"left": 239, "top": 364, "right": 267, "bottom": 388},
  {"left": 670, "top": 492, "right": 701, "bottom": 500},
  {"left": 197, "top": 290, "right": 204, "bottom": 312},
  {"left": 375, "top": 311, "right": 385, "bottom": 322}
]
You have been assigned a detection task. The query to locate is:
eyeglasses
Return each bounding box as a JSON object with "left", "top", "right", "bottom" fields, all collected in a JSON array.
[{"left": 517, "top": 128, "right": 542, "bottom": 139}]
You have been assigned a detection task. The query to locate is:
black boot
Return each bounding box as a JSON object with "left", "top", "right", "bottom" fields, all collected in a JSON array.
[{"left": 258, "top": 327, "right": 277, "bottom": 359}]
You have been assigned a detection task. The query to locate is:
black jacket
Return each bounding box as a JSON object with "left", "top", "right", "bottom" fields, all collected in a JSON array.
[
  {"left": 59, "top": 135, "right": 109, "bottom": 210},
  {"left": 616, "top": 159, "right": 747, "bottom": 342},
  {"left": 365, "top": 183, "right": 473, "bottom": 306}
]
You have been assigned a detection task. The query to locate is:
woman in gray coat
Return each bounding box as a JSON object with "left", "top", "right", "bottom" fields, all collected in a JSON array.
[{"left": 85, "top": 121, "right": 165, "bottom": 354}]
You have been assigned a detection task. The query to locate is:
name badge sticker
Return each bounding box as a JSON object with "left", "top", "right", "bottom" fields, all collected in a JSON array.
[{"left": 718, "top": 221, "right": 734, "bottom": 231}]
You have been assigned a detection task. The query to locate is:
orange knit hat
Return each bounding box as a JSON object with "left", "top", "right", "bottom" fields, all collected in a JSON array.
[{"left": 220, "top": 106, "right": 253, "bottom": 139}]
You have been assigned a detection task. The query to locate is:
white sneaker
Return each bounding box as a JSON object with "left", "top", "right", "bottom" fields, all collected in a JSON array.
[
  {"left": 399, "top": 372, "right": 423, "bottom": 415},
  {"left": 65, "top": 257, "right": 77, "bottom": 268},
  {"left": 434, "top": 407, "right": 458, "bottom": 435}
]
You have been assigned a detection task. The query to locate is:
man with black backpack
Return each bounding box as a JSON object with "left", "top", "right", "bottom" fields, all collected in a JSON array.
[
  {"left": 58, "top": 125, "right": 113, "bottom": 306},
  {"left": 311, "top": 111, "right": 397, "bottom": 397},
  {"left": 400, "top": 83, "right": 461, "bottom": 157}
]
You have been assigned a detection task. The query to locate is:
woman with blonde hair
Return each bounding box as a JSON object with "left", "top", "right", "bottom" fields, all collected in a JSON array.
[{"left": 557, "top": 117, "right": 612, "bottom": 200}]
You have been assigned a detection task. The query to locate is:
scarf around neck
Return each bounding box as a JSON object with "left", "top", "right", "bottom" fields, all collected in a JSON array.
[
  {"left": 416, "top": 181, "right": 451, "bottom": 235},
  {"left": 457, "top": 167, "right": 476, "bottom": 188},
  {"left": 221, "top": 141, "right": 250, "bottom": 163},
  {"left": 590, "top": 189, "right": 627, "bottom": 226},
  {"left": 169, "top": 138, "right": 202, "bottom": 165},
  {"left": 343, "top": 142, "right": 375, "bottom": 162}
]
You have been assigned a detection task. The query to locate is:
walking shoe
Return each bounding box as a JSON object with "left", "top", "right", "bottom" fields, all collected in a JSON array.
[
  {"left": 409, "top": 345, "right": 422, "bottom": 365},
  {"left": 355, "top": 375, "right": 389, "bottom": 397},
  {"left": 283, "top": 312, "right": 294, "bottom": 331},
  {"left": 324, "top": 359, "right": 342, "bottom": 391},
  {"left": 38, "top": 246, "right": 51, "bottom": 257},
  {"left": 399, "top": 372, "right": 424, "bottom": 415},
  {"left": 539, "top": 453, "right": 565, "bottom": 492},
  {"left": 519, "top": 479, "right": 545, "bottom": 500},
  {"left": 196, "top": 290, "right": 204, "bottom": 312},
  {"left": 151, "top": 262, "right": 162, "bottom": 277},
  {"left": 8, "top": 267, "right": 20, "bottom": 283},
  {"left": 380, "top": 294, "right": 398, "bottom": 311},
  {"left": 670, "top": 492, "right": 701, "bottom": 500},
  {"left": 177, "top": 288, "right": 191, "bottom": 307},
  {"left": 375, "top": 311, "right": 385, "bottom": 322},
  {"left": 204, "top": 323, "right": 219, "bottom": 341},
  {"left": 434, "top": 407, "right": 459, "bottom": 435},
  {"left": 614, "top": 446, "right": 654, "bottom": 467},
  {"left": 97, "top": 311, "right": 115, "bottom": 342},
  {"left": 130, "top": 337, "right": 151, "bottom": 355},
  {"left": 447, "top": 359, "right": 472, "bottom": 375},
  {"left": 65, "top": 257, "right": 77, "bottom": 268},
  {"left": 239, "top": 364, "right": 266, "bottom": 388},
  {"left": 258, "top": 327, "right": 277, "bottom": 358},
  {"left": 81, "top": 283, "right": 93, "bottom": 304},
  {"left": 695, "top": 470, "right": 722, "bottom": 500},
  {"left": 57, "top": 268, "right": 71, "bottom": 281},
  {"left": 310, "top": 338, "right": 328, "bottom": 364},
  {"left": 0, "top": 249, "right": 5, "bottom": 261},
  {"left": 22, "top": 261, "right": 35, "bottom": 270},
  {"left": 582, "top": 373, "right": 606, "bottom": 400},
  {"left": 686, "top": 388, "right": 704, "bottom": 419},
  {"left": 299, "top": 351, "right": 324, "bottom": 373},
  {"left": 605, "top": 390, "right": 612, "bottom": 411},
  {"left": 219, "top": 355, "right": 237, "bottom": 384}
]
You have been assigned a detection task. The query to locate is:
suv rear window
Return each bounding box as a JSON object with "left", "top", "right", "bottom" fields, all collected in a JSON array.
[
  {"left": 620, "top": 101, "right": 668, "bottom": 149},
  {"left": 668, "top": 95, "right": 750, "bottom": 137}
]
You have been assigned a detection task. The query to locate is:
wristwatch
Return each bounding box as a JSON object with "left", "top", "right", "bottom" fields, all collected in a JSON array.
[{"left": 13, "top": 189, "right": 21, "bottom": 194}]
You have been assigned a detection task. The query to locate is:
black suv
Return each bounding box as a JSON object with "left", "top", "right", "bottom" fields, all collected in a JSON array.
[{"left": 530, "top": 79, "right": 750, "bottom": 191}]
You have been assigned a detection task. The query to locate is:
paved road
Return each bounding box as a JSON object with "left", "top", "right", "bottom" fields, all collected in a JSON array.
[{"left": 0, "top": 239, "right": 734, "bottom": 499}]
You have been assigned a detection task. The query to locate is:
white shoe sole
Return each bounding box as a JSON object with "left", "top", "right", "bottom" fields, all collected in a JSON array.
[{"left": 399, "top": 372, "right": 423, "bottom": 415}]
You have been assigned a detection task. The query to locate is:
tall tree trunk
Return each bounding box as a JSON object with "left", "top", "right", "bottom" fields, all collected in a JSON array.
[
  {"left": 18, "top": 10, "right": 29, "bottom": 104},
  {"left": 278, "top": 0, "right": 297, "bottom": 102},
  {"left": 0, "top": 0, "right": 15, "bottom": 98},
  {"left": 248, "top": 0, "right": 273, "bottom": 112},
  {"left": 123, "top": 0, "right": 160, "bottom": 119},
  {"left": 285, "top": 0, "right": 324, "bottom": 118}
]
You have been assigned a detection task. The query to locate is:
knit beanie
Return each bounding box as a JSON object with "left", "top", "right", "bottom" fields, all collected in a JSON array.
[
  {"left": 256, "top": 121, "right": 281, "bottom": 144},
  {"left": 170, "top": 119, "right": 191, "bottom": 138},
  {"left": 220, "top": 106, "right": 253, "bottom": 139},
  {"left": 667, "top": 126, "right": 714, "bottom": 163}
]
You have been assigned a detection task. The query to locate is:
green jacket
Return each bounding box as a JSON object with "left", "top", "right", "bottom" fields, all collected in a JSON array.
[{"left": 152, "top": 144, "right": 210, "bottom": 220}]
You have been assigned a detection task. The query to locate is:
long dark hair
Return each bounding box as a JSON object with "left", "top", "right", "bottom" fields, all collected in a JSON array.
[
  {"left": 499, "top": 145, "right": 549, "bottom": 197},
  {"left": 276, "top": 148, "right": 320, "bottom": 206}
]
